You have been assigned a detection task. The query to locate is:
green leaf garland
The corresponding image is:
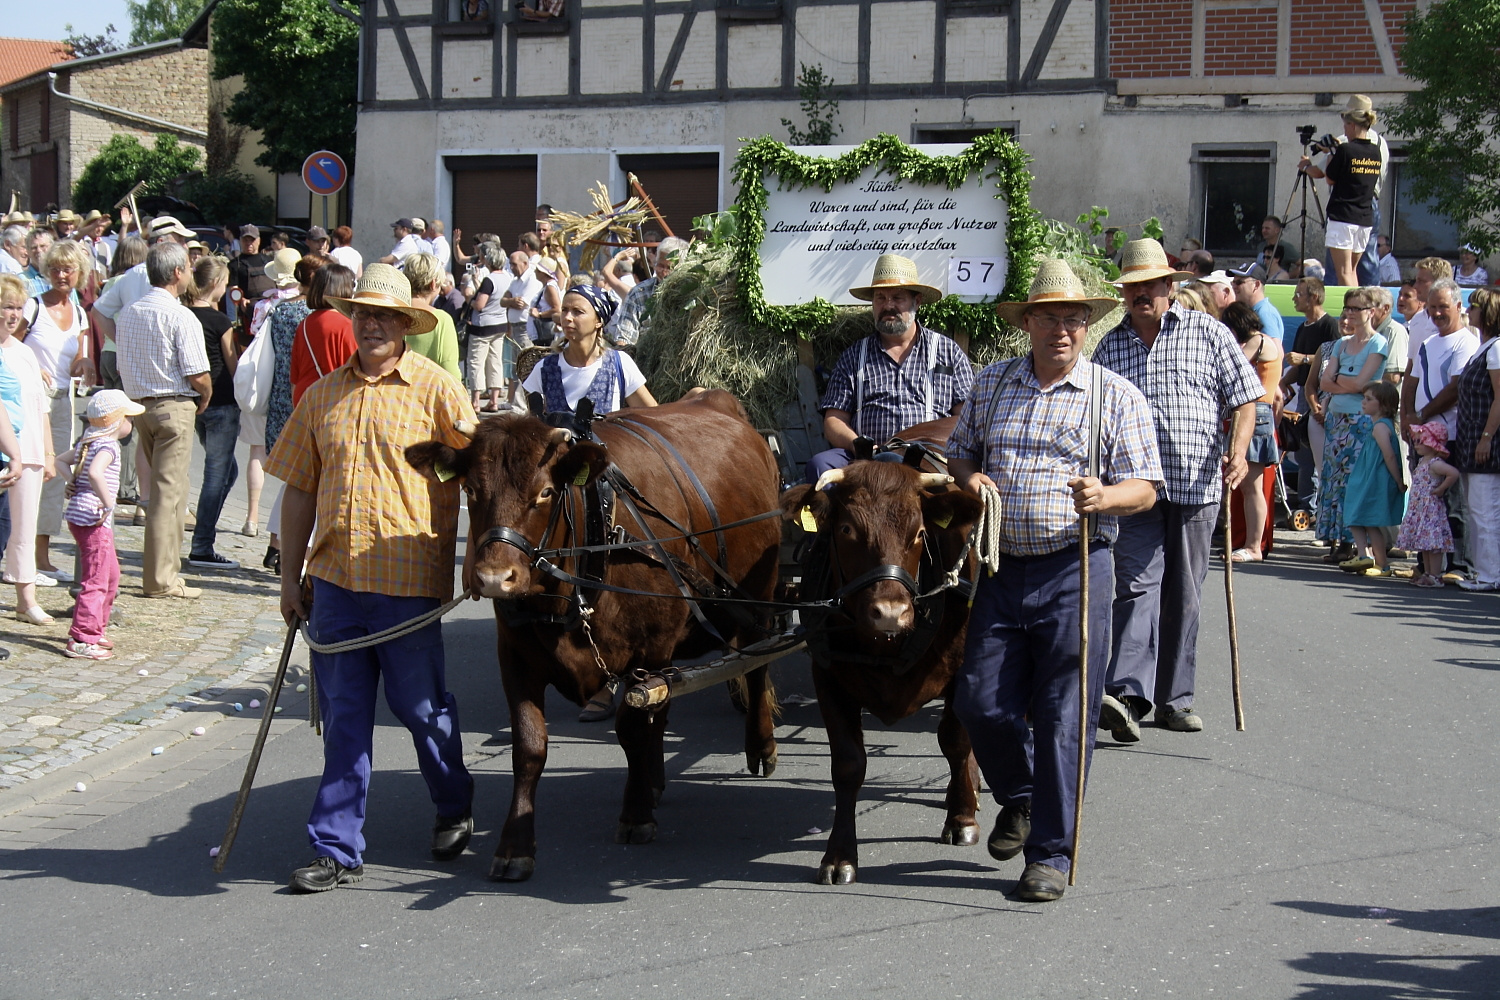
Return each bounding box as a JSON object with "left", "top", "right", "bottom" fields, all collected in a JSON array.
[{"left": 729, "top": 131, "right": 1047, "bottom": 353}]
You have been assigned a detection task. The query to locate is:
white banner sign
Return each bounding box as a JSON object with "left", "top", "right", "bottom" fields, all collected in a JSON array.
[{"left": 756, "top": 146, "right": 1008, "bottom": 306}]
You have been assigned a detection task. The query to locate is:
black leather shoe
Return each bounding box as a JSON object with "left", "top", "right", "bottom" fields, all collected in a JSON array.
[
  {"left": 0, "top": 647, "right": 9, "bottom": 662},
  {"left": 987, "top": 800, "right": 1031, "bottom": 861},
  {"left": 289, "top": 856, "right": 364, "bottom": 893},
  {"left": 431, "top": 813, "right": 474, "bottom": 860},
  {"left": 1014, "top": 862, "right": 1067, "bottom": 902}
]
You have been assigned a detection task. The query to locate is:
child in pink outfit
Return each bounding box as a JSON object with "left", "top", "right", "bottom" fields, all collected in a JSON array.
[{"left": 60, "top": 390, "right": 144, "bottom": 660}]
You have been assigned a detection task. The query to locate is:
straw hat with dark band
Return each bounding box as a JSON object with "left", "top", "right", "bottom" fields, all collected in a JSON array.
[
  {"left": 1112, "top": 239, "right": 1195, "bottom": 286},
  {"left": 327, "top": 262, "right": 439, "bottom": 335},
  {"left": 996, "top": 259, "right": 1120, "bottom": 326},
  {"left": 848, "top": 254, "right": 944, "bottom": 305}
]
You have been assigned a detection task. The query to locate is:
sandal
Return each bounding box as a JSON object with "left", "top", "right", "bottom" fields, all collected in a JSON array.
[
  {"left": 1413, "top": 574, "right": 1444, "bottom": 589},
  {"left": 1229, "top": 548, "right": 1262, "bottom": 563}
]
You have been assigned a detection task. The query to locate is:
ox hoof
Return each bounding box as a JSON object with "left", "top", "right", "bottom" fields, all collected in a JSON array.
[
  {"left": 746, "top": 750, "right": 778, "bottom": 778},
  {"left": 816, "top": 862, "right": 857, "bottom": 886},
  {"left": 615, "top": 821, "right": 657, "bottom": 845},
  {"left": 940, "top": 821, "right": 981, "bottom": 847},
  {"left": 488, "top": 855, "right": 535, "bottom": 882}
]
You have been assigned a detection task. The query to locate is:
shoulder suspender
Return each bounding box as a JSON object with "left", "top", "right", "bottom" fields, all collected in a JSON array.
[
  {"left": 1085, "top": 361, "right": 1104, "bottom": 538},
  {"left": 853, "top": 338, "right": 867, "bottom": 438},
  {"left": 853, "top": 331, "right": 941, "bottom": 435},
  {"left": 979, "top": 356, "right": 1026, "bottom": 469}
]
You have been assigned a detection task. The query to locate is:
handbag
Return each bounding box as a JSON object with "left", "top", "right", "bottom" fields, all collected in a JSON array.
[{"left": 233, "top": 326, "right": 275, "bottom": 416}]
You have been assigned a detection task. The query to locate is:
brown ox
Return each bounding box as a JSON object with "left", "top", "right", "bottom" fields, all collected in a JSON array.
[
  {"left": 407, "top": 390, "right": 781, "bottom": 881},
  {"left": 781, "top": 458, "right": 984, "bottom": 885}
]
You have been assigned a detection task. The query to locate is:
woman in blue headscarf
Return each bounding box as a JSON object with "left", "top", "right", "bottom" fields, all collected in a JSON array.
[{"left": 522, "top": 283, "right": 657, "bottom": 415}]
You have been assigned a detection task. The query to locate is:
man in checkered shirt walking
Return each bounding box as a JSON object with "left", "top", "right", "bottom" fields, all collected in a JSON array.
[
  {"left": 807, "top": 255, "right": 974, "bottom": 482},
  {"left": 1093, "top": 240, "right": 1261, "bottom": 741}
]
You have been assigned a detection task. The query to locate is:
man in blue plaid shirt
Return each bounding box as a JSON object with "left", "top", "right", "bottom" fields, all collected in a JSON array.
[
  {"left": 1093, "top": 240, "right": 1261, "bottom": 741},
  {"left": 949, "top": 260, "right": 1162, "bottom": 902},
  {"left": 809, "top": 255, "right": 974, "bottom": 482}
]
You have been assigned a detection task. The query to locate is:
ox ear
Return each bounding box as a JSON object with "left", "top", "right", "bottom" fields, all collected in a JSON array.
[
  {"left": 921, "top": 488, "right": 983, "bottom": 535},
  {"left": 779, "top": 483, "right": 831, "bottom": 531},
  {"left": 551, "top": 441, "right": 609, "bottom": 489},
  {"left": 406, "top": 440, "right": 471, "bottom": 483}
]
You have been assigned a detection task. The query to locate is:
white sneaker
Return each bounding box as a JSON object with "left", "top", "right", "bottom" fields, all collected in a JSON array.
[
  {"left": 241, "top": 520, "right": 259, "bottom": 538},
  {"left": 41, "top": 567, "right": 73, "bottom": 583},
  {"left": 33, "top": 573, "right": 59, "bottom": 588}
]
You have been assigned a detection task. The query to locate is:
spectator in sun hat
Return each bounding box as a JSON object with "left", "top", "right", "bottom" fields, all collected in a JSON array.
[
  {"left": 57, "top": 389, "right": 145, "bottom": 659},
  {"left": 1455, "top": 245, "right": 1489, "bottom": 288}
]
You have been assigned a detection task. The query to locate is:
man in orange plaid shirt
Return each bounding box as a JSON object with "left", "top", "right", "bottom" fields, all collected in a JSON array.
[{"left": 267, "top": 264, "right": 479, "bottom": 893}]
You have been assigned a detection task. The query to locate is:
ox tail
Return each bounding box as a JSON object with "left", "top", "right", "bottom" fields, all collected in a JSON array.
[{"left": 728, "top": 673, "right": 782, "bottom": 720}]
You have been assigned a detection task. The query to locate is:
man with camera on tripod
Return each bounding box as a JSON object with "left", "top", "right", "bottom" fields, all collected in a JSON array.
[{"left": 1297, "top": 96, "right": 1385, "bottom": 289}]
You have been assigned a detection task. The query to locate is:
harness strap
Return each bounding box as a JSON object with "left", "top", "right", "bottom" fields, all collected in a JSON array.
[{"left": 611, "top": 418, "right": 731, "bottom": 574}]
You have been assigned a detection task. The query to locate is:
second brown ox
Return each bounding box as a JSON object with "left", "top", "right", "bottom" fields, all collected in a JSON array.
[{"left": 781, "top": 444, "right": 984, "bottom": 885}]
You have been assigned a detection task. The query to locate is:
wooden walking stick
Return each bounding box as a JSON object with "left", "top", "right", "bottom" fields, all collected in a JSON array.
[
  {"left": 1223, "top": 482, "right": 1246, "bottom": 731},
  {"left": 1070, "top": 515, "right": 1089, "bottom": 887},
  {"left": 213, "top": 616, "right": 299, "bottom": 873}
]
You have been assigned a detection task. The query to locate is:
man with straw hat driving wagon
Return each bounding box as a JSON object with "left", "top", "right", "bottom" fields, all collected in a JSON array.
[
  {"left": 948, "top": 259, "right": 1163, "bottom": 901},
  {"left": 266, "top": 263, "right": 479, "bottom": 893},
  {"left": 807, "top": 254, "right": 975, "bottom": 483},
  {"left": 1094, "top": 240, "right": 1261, "bottom": 743}
]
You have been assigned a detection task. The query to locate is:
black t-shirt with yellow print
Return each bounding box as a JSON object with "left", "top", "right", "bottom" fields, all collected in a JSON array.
[{"left": 1324, "top": 138, "right": 1381, "bottom": 227}]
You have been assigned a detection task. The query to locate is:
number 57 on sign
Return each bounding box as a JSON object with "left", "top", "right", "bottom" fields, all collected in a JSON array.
[{"left": 948, "top": 257, "right": 1006, "bottom": 297}]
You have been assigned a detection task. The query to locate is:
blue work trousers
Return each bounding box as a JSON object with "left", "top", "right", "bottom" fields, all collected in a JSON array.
[
  {"left": 1106, "top": 499, "right": 1218, "bottom": 715},
  {"left": 191, "top": 405, "right": 240, "bottom": 558},
  {"left": 305, "top": 578, "right": 472, "bottom": 868},
  {"left": 954, "top": 542, "right": 1112, "bottom": 876}
]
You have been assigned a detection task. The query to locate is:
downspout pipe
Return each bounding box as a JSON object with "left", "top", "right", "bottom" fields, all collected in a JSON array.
[{"left": 48, "top": 72, "right": 209, "bottom": 140}]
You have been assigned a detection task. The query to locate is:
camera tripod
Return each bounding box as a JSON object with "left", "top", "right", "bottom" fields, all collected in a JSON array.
[{"left": 1283, "top": 147, "right": 1326, "bottom": 269}]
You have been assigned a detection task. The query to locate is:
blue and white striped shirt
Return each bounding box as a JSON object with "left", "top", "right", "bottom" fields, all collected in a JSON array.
[
  {"left": 818, "top": 325, "right": 974, "bottom": 444},
  {"left": 949, "top": 355, "right": 1163, "bottom": 557},
  {"left": 1093, "top": 303, "right": 1263, "bottom": 505}
]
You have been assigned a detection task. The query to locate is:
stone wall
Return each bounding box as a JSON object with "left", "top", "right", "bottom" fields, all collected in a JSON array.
[{"left": 1, "top": 45, "right": 209, "bottom": 211}]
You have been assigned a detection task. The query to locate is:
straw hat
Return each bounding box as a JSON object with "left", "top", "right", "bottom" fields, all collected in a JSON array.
[
  {"left": 848, "top": 254, "right": 944, "bottom": 305},
  {"left": 1342, "top": 94, "right": 1377, "bottom": 126},
  {"left": 327, "top": 262, "right": 438, "bottom": 334},
  {"left": 1112, "top": 239, "right": 1194, "bottom": 286},
  {"left": 535, "top": 256, "right": 560, "bottom": 278},
  {"left": 995, "top": 259, "right": 1120, "bottom": 326},
  {"left": 263, "top": 247, "right": 303, "bottom": 288},
  {"left": 145, "top": 215, "right": 194, "bottom": 240},
  {"left": 53, "top": 209, "right": 81, "bottom": 225},
  {"left": 2, "top": 211, "right": 29, "bottom": 227}
]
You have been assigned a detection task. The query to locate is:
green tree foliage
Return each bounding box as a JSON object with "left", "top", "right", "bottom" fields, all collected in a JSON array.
[
  {"left": 72, "top": 135, "right": 202, "bottom": 212},
  {"left": 127, "top": 0, "right": 203, "bottom": 45},
  {"left": 62, "top": 23, "right": 122, "bottom": 57},
  {"left": 781, "top": 65, "right": 843, "bottom": 146},
  {"left": 180, "top": 171, "right": 275, "bottom": 225},
  {"left": 1385, "top": 0, "right": 1500, "bottom": 254},
  {"left": 209, "top": 0, "right": 360, "bottom": 174}
]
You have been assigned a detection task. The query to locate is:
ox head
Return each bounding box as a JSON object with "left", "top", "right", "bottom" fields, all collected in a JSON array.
[
  {"left": 407, "top": 414, "right": 608, "bottom": 599},
  {"left": 781, "top": 462, "right": 982, "bottom": 645}
]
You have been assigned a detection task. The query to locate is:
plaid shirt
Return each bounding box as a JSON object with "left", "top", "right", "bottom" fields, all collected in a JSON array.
[
  {"left": 949, "top": 355, "right": 1163, "bottom": 556},
  {"left": 611, "top": 276, "right": 657, "bottom": 347},
  {"left": 819, "top": 325, "right": 974, "bottom": 444},
  {"left": 1094, "top": 304, "right": 1262, "bottom": 505},
  {"left": 115, "top": 287, "right": 210, "bottom": 399},
  {"left": 265, "top": 348, "right": 478, "bottom": 600}
]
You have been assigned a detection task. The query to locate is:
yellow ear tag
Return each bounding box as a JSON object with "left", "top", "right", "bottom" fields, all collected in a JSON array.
[
  {"left": 931, "top": 511, "right": 953, "bottom": 529},
  {"left": 434, "top": 461, "right": 456, "bottom": 483},
  {"left": 572, "top": 463, "right": 590, "bottom": 486},
  {"left": 798, "top": 507, "right": 819, "bottom": 532}
]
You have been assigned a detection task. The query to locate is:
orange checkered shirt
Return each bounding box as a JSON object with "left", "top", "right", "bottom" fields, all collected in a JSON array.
[{"left": 265, "top": 347, "right": 477, "bottom": 599}]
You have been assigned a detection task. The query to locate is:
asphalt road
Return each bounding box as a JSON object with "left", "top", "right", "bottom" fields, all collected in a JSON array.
[{"left": 0, "top": 537, "right": 1496, "bottom": 999}]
